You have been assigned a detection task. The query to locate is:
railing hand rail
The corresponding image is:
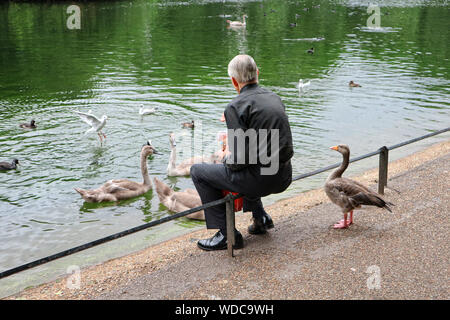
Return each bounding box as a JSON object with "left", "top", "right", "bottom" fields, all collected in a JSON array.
[{"left": 0, "top": 126, "right": 448, "bottom": 279}]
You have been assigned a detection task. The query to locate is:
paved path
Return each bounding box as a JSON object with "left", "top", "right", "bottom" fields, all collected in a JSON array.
[{"left": 96, "top": 153, "right": 449, "bottom": 300}]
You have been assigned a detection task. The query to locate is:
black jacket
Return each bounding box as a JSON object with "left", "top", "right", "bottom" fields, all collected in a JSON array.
[{"left": 223, "top": 83, "right": 294, "bottom": 171}]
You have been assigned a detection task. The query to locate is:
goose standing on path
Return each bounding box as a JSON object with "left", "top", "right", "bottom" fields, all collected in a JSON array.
[
  {"left": 153, "top": 177, "right": 204, "bottom": 220},
  {"left": 226, "top": 14, "right": 248, "bottom": 27},
  {"left": 75, "top": 141, "right": 158, "bottom": 203},
  {"left": 0, "top": 159, "right": 19, "bottom": 171},
  {"left": 74, "top": 111, "right": 108, "bottom": 144},
  {"left": 19, "top": 120, "right": 36, "bottom": 129},
  {"left": 325, "top": 145, "right": 393, "bottom": 229}
]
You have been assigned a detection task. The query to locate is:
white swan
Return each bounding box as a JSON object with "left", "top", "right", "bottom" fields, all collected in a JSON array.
[
  {"left": 74, "top": 110, "right": 108, "bottom": 143},
  {"left": 227, "top": 14, "right": 248, "bottom": 27},
  {"left": 153, "top": 177, "right": 204, "bottom": 220}
]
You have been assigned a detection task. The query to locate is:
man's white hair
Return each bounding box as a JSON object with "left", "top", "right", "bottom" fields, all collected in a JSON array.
[{"left": 227, "top": 54, "right": 258, "bottom": 84}]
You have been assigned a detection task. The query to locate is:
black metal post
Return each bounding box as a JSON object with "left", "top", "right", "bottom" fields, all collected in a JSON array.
[
  {"left": 225, "top": 196, "right": 235, "bottom": 257},
  {"left": 378, "top": 146, "right": 389, "bottom": 195}
]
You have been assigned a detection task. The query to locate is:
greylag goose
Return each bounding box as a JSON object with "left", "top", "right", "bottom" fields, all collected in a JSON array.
[
  {"left": 325, "top": 145, "right": 393, "bottom": 229},
  {"left": 349, "top": 80, "right": 361, "bottom": 87},
  {"left": 19, "top": 120, "right": 36, "bottom": 129},
  {"left": 75, "top": 141, "right": 157, "bottom": 202},
  {"left": 181, "top": 120, "right": 195, "bottom": 129},
  {"left": 74, "top": 111, "right": 108, "bottom": 143},
  {"left": 153, "top": 177, "right": 204, "bottom": 220},
  {"left": 226, "top": 15, "right": 247, "bottom": 27},
  {"left": 0, "top": 159, "right": 19, "bottom": 170}
]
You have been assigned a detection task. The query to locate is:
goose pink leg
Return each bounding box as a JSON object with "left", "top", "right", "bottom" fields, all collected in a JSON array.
[{"left": 333, "top": 211, "right": 353, "bottom": 229}]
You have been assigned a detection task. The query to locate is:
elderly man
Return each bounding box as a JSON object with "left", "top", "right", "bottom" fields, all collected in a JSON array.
[{"left": 191, "top": 54, "right": 293, "bottom": 251}]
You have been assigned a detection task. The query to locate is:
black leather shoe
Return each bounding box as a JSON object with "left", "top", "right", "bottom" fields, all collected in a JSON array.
[
  {"left": 197, "top": 230, "right": 244, "bottom": 251},
  {"left": 248, "top": 213, "right": 274, "bottom": 235}
]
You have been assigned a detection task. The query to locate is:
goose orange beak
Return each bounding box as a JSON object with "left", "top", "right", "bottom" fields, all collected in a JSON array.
[{"left": 330, "top": 146, "right": 339, "bottom": 151}]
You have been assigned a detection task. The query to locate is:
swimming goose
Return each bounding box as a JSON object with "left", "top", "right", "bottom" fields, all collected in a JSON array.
[
  {"left": 75, "top": 141, "right": 157, "bottom": 203},
  {"left": 226, "top": 15, "right": 248, "bottom": 27},
  {"left": 167, "top": 133, "right": 225, "bottom": 177},
  {"left": 19, "top": 120, "right": 36, "bottom": 129},
  {"left": 182, "top": 120, "right": 195, "bottom": 128},
  {"left": 153, "top": 177, "right": 204, "bottom": 220},
  {"left": 0, "top": 159, "right": 19, "bottom": 170},
  {"left": 349, "top": 80, "right": 361, "bottom": 87},
  {"left": 139, "top": 105, "right": 158, "bottom": 116},
  {"left": 74, "top": 111, "right": 108, "bottom": 143},
  {"left": 325, "top": 145, "right": 393, "bottom": 229},
  {"left": 167, "top": 133, "right": 202, "bottom": 177}
]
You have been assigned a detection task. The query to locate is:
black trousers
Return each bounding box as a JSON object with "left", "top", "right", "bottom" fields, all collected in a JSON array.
[{"left": 190, "top": 162, "right": 292, "bottom": 231}]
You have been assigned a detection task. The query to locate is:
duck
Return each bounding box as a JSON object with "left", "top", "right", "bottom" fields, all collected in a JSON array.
[
  {"left": 139, "top": 105, "right": 158, "bottom": 116},
  {"left": 181, "top": 120, "right": 195, "bottom": 129},
  {"left": 74, "top": 110, "right": 108, "bottom": 143},
  {"left": 325, "top": 145, "right": 393, "bottom": 229},
  {"left": 307, "top": 47, "right": 315, "bottom": 54},
  {"left": 0, "top": 159, "right": 19, "bottom": 171},
  {"left": 226, "top": 14, "right": 247, "bottom": 27},
  {"left": 349, "top": 80, "right": 362, "bottom": 87},
  {"left": 19, "top": 120, "right": 36, "bottom": 129},
  {"left": 75, "top": 141, "right": 157, "bottom": 203},
  {"left": 153, "top": 177, "right": 204, "bottom": 220},
  {"left": 167, "top": 133, "right": 225, "bottom": 177}
]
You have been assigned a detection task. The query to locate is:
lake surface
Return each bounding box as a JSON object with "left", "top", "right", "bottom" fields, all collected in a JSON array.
[{"left": 0, "top": 0, "right": 449, "bottom": 279}]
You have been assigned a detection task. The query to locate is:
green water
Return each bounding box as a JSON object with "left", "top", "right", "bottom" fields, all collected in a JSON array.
[{"left": 0, "top": 0, "right": 449, "bottom": 289}]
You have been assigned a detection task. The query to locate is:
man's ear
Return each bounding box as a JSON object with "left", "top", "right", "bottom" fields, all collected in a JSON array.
[{"left": 231, "top": 77, "right": 240, "bottom": 93}]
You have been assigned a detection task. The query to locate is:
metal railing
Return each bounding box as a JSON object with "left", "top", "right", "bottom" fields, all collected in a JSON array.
[{"left": 0, "top": 126, "right": 448, "bottom": 279}]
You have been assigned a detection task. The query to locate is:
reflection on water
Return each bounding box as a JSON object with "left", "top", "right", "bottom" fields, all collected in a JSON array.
[{"left": 0, "top": 0, "right": 449, "bottom": 271}]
